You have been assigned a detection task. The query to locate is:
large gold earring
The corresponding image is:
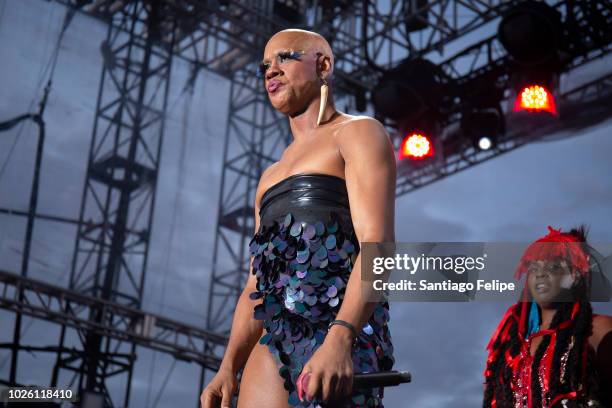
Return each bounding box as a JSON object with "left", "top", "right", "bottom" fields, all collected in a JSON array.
[{"left": 317, "top": 78, "right": 328, "bottom": 126}]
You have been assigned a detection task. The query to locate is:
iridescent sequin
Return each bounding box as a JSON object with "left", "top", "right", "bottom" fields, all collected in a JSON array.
[{"left": 249, "top": 210, "right": 395, "bottom": 407}]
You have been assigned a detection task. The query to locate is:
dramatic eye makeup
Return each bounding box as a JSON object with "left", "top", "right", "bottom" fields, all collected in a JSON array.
[
  {"left": 257, "top": 49, "right": 305, "bottom": 78},
  {"left": 526, "top": 260, "right": 568, "bottom": 277}
]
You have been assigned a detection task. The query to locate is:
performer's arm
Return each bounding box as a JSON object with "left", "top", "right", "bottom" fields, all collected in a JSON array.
[
  {"left": 327, "top": 117, "right": 397, "bottom": 345},
  {"left": 301, "top": 117, "right": 396, "bottom": 403},
  {"left": 201, "top": 182, "right": 268, "bottom": 408},
  {"left": 216, "top": 182, "right": 267, "bottom": 376}
]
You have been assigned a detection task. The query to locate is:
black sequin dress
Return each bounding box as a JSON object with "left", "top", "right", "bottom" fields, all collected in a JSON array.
[{"left": 248, "top": 173, "right": 395, "bottom": 407}]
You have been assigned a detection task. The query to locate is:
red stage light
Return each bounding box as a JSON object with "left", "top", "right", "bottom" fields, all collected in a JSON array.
[
  {"left": 399, "top": 133, "right": 434, "bottom": 160},
  {"left": 514, "top": 84, "right": 557, "bottom": 114}
]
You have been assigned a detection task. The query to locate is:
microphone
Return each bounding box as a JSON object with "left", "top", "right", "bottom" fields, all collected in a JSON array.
[
  {"left": 297, "top": 370, "right": 411, "bottom": 401},
  {"left": 353, "top": 370, "right": 411, "bottom": 388}
]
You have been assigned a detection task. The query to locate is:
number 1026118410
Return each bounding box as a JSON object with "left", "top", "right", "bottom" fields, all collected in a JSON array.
[{"left": 1, "top": 386, "right": 77, "bottom": 403}]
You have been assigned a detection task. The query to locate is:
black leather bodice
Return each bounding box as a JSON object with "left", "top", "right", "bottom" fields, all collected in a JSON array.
[{"left": 259, "top": 173, "right": 352, "bottom": 228}]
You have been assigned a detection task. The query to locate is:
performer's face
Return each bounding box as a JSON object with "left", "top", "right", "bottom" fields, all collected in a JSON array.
[
  {"left": 526, "top": 259, "right": 573, "bottom": 306},
  {"left": 261, "top": 33, "right": 321, "bottom": 115}
]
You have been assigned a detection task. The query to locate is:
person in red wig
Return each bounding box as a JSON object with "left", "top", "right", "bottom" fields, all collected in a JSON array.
[{"left": 483, "top": 226, "right": 612, "bottom": 407}]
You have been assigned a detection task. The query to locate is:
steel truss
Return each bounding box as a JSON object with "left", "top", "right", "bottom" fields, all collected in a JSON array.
[
  {"left": 52, "top": 1, "right": 175, "bottom": 406},
  {"left": 392, "top": 1, "right": 612, "bottom": 194},
  {"left": 0, "top": 270, "right": 226, "bottom": 369}
]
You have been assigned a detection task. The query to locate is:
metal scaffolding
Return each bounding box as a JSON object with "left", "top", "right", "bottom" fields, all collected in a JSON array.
[{"left": 51, "top": 2, "right": 177, "bottom": 406}]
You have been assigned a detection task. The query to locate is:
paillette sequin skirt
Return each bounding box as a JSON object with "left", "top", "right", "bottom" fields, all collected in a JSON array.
[{"left": 248, "top": 209, "right": 395, "bottom": 407}]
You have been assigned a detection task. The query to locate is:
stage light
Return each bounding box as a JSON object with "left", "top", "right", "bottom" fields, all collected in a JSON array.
[
  {"left": 514, "top": 84, "right": 557, "bottom": 115},
  {"left": 498, "top": 1, "right": 562, "bottom": 66},
  {"left": 478, "top": 137, "right": 493, "bottom": 151},
  {"left": 372, "top": 58, "right": 446, "bottom": 122},
  {"left": 371, "top": 59, "right": 447, "bottom": 164},
  {"left": 399, "top": 133, "right": 434, "bottom": 160},
  {"left": 498, "top": 2, "right": 562, "bottom": 118},
  {"left": 461, "top": 107, "right": 504, "bottom": 151}
]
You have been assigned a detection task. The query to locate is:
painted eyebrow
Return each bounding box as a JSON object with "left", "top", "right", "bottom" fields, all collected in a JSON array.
[{"left": 261, "top": 48, "right": 297, "bottom": 64}]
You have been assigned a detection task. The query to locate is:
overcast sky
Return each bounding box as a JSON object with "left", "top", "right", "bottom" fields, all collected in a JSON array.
[{"left": 1, "top": 1, "right": 611, "bottom": 407}]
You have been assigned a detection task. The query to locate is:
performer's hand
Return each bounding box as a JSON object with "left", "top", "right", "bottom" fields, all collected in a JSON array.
[
  {"left": 200, "top": 366, "right": 238, "bottom": 408},
  {"left": 299, "top": 328, "right": 354, "bottom": 403}
]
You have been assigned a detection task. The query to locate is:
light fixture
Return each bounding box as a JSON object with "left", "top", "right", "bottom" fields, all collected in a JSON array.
[
  {"left": 399, "top": 133, "right": 434, "bottom": 160},
  {"left": 513, "top": 84, "right": 557, "bottom": 115},
  {"left": 461, "top": 107, "right": 504, "bottom": 151},
  {"left": 498, "top": 1, "right": 563, "bottom": 66},
  {"left": 372, "top": 58, "right": 446, "bottom": 122}
]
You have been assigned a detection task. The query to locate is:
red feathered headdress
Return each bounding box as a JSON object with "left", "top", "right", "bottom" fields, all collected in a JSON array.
[{"left": 513, "top": 226, "right": 590, "bottom": 281}]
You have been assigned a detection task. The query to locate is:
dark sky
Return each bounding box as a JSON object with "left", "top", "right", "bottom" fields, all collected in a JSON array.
[{"left": 1, "top": 1, "right": 611, "bottom": 407}]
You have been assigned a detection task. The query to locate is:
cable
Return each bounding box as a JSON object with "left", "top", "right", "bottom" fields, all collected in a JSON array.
[
  {"left": 0, "top": 129, "right": 22, "bottom": 182},
  {"left": 145, "top": 93, "right": 193, "bottom": 407},
  {"left": 0, "top": 1, "right": 55, "bottom": 170},
  {"left": 151, "top": 358, "right": 177, "bottom": 408},
  {"left": 145, "top": 79, "right": 195, "bottom": 407},
  {"left": 0, "top": 4, "right": 73, "bottom": 183},
  {"left": 0, "top": 1, "right": 75, "bottom": 370}
]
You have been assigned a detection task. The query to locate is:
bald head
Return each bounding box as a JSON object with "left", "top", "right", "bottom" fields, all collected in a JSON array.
[{"left": 264, "top": 29, "right": 334, "bottom": 80}]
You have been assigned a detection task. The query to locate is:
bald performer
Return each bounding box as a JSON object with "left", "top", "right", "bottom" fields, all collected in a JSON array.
[{"left": 201, "top": 29, "right": 396, "bottom": 408}]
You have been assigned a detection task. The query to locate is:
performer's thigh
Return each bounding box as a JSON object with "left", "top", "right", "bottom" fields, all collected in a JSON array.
[{"left": 237, "top": 341, "right": 290, "bottom": 408}]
